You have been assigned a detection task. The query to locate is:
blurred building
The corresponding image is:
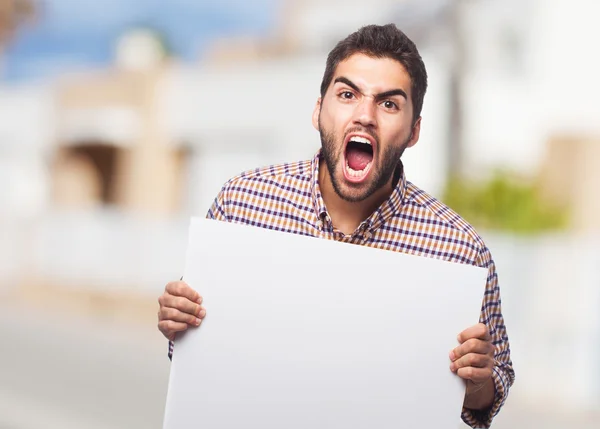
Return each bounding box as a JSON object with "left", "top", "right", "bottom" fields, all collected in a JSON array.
[
  {"left": 53, "top": 30, "right": 186, "bottom": 216},
  {"left": 1, "top": 0, "right": 453, "bottom": 225},
  {"left": 0, "top": 0, "right": 598, "bottom": 269}
]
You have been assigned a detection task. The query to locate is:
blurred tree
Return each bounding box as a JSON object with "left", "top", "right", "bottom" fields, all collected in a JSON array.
[
  {"left": 442, "top": 171, "right": 570, "bottom": 235},
  {"left": 0, "top": 0, "right": 36, "bottom": 51}
]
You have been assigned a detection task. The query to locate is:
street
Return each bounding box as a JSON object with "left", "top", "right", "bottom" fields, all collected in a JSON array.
[{"left": 0, "top": 296, "right": 170, "bottom": 429}]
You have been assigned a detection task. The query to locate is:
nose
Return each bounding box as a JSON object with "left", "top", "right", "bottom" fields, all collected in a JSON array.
[{"left": 352, "top": 97, "right": 377, "bottom": 128}]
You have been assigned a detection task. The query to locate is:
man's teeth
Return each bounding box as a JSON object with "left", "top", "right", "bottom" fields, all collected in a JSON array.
[
  {"left": 346, "top": 161, "right": 372, "bottom": 177},
  {"left": 350, "top": 136, "right": 372, "bottom": 146}
]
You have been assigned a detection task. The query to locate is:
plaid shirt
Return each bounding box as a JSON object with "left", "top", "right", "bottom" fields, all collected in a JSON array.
[{"left": 169, "top": 150, "right": 514, "bottom": 428}]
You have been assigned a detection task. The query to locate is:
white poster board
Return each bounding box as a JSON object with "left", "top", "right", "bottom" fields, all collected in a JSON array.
[{"left": 163, "top": 218, "right": 487, "bottom": 429}]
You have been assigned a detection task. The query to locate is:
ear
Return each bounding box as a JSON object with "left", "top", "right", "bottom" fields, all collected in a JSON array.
[
  {"left": 406, "top": 117, "right": 421, "bottom": 148},
  {"left": 312, "top": 97, "right": 322, "bottom": 131}
]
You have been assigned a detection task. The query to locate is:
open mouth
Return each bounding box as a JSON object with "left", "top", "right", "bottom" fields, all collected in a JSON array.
[{"left": 344, "top": 135, "right": 374, "bottom": 183}]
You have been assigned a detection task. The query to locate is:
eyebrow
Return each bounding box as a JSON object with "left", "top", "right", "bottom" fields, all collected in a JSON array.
[{"left": 334, "top": 77, "right": 407, "bottom": 100}]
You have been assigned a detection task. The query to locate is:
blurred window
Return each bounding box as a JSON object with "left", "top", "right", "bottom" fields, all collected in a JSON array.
[{"left": 53, "top": 143, "right": 120, "bottom": 208}]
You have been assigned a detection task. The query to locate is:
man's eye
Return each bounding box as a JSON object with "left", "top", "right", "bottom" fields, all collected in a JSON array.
[
  {"left": 382, "top": 100, "right": 398, "bottom": 110},
  {"left": 340, "top": 91, "right": 354, "bottom": 100}
]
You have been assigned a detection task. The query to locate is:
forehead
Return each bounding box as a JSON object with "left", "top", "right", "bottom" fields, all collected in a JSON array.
[{"left": 332, "top": 53, "right": 412, "bottom": 96}]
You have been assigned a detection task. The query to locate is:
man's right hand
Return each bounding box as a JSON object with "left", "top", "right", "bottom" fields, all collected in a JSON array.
[{"left": 157, "top": 281, "right": 206, "bottom": 341}]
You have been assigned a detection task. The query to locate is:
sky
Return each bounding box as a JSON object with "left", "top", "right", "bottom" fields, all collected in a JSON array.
[{"left": 2, "top": 0, "right": 280, "bottom": 82}]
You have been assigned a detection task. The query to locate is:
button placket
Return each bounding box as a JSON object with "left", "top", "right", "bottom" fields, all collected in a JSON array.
[
  {"left": 317, "top": 213, "right": 335, "bottom": 238},
  {"left": 351, "top": 220, "right": 371, "bottom": 242}
]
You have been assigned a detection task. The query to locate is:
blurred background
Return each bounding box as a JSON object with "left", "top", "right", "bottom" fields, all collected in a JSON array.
[{"left": 0, "top": 0, "right": 599, "bottom": 428}]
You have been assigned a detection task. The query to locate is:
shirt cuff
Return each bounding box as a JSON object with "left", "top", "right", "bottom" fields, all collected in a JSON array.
[
  {"left": 461, "top": 365, "right": 509, "bottom": 428},
  {"left": 168, "top": 340, "right": 174, "bottom": 361}
]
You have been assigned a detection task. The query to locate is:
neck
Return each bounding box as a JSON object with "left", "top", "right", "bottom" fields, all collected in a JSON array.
[{"left": 318, "top": 160, "right": 395, "bottom": 235}]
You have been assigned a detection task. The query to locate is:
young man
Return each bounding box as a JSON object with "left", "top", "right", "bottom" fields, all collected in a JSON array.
[{"left": 157, "top": 24, "right": 514, "bottom": 428}]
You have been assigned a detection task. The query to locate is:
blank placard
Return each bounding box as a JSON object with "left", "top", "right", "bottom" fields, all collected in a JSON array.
[{"left": 163, "top": 218, "right": 487, "bottom": 429}]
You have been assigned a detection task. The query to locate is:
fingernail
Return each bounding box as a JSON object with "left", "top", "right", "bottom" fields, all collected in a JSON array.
[
  {"left": 450, "top": 363, "right": 456, "bottom": 371},
  {"left": 199, "top": 309, "right": 206, "bottom": 318},
  {"left": 449, "top": 351, "right": 455, "bottom": 361},
  {"left": 195, "top": 318, "right": 201, "bottom": 326}
]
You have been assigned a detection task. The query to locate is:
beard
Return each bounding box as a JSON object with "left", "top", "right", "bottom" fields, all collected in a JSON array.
[{"left": 319, "top": 121, "right": 410, "bottom": 203}]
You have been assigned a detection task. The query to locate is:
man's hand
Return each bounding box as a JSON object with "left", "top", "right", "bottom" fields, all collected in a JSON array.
[
  {"left": 157, "top": 281, "right": 206, "bottom": 341},
  {"left": 450, "top": 323, "right": 496, "bottom": 410}
]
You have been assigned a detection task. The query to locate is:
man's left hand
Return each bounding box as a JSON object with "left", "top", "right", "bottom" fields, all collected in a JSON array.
[{"left": 450, "top": 323, "right": 495, "bottom": 389}]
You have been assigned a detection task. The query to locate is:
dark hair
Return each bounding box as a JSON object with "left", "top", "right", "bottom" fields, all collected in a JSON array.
[{"left": 320, "top": 24, "right": 428, "bottom": 123}]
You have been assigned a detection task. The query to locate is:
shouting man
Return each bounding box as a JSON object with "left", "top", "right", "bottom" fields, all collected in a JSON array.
[{"left": 157, "top": 24, "right": 514, "bottom": 428}]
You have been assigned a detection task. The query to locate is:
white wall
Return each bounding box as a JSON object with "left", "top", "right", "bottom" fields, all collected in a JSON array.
[
  {"left": 461, "top": 0, "right": 600, "bottom": 176},
  {"left": 285, "top": 0, "right": 405, "bottom": 53},
  {"left": 528, "top": 0, "right": 600, "bottom": 135},
  {"left": 161, "top": 55, "right": 323, "bottom": 162},
  {"left": 0, "top": 84, "right": 53, "bottom": 218},
  {"left": 401, "top": 49, "right": 450, "bottom": 197},
  {"left": 486, "top": 232, "right": 600, "bottom": 410}
]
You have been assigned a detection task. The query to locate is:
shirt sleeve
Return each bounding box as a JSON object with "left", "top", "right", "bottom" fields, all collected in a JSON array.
[
  {"left": 461, "top": 246, "right": 515, "bottom": 428},
  {"left": 168, "top": 187, "right": 230, "bottom": 361}
]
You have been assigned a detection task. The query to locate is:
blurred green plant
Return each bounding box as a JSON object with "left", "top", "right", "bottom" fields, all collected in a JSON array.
[{"left": 442, "top": 171, "right": 570, "bottom": 235}]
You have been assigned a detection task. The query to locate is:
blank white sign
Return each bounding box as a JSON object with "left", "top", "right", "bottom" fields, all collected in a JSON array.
[{"left": 162, "top": 218, "right": 488, "bottom": 429}]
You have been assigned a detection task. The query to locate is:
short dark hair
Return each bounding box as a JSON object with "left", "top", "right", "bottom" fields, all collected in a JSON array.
[{"left": 320, "top": 24, "right": 428, "bottom": 123}]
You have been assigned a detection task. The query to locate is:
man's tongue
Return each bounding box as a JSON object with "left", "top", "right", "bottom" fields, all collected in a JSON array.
[{"left": 346, "top": 147, "right": 372, "bottom": 171}]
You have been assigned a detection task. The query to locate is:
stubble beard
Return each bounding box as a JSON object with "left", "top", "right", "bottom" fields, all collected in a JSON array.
[{"left": 319, "top": 120, "right": 409, "bottom": 203}]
